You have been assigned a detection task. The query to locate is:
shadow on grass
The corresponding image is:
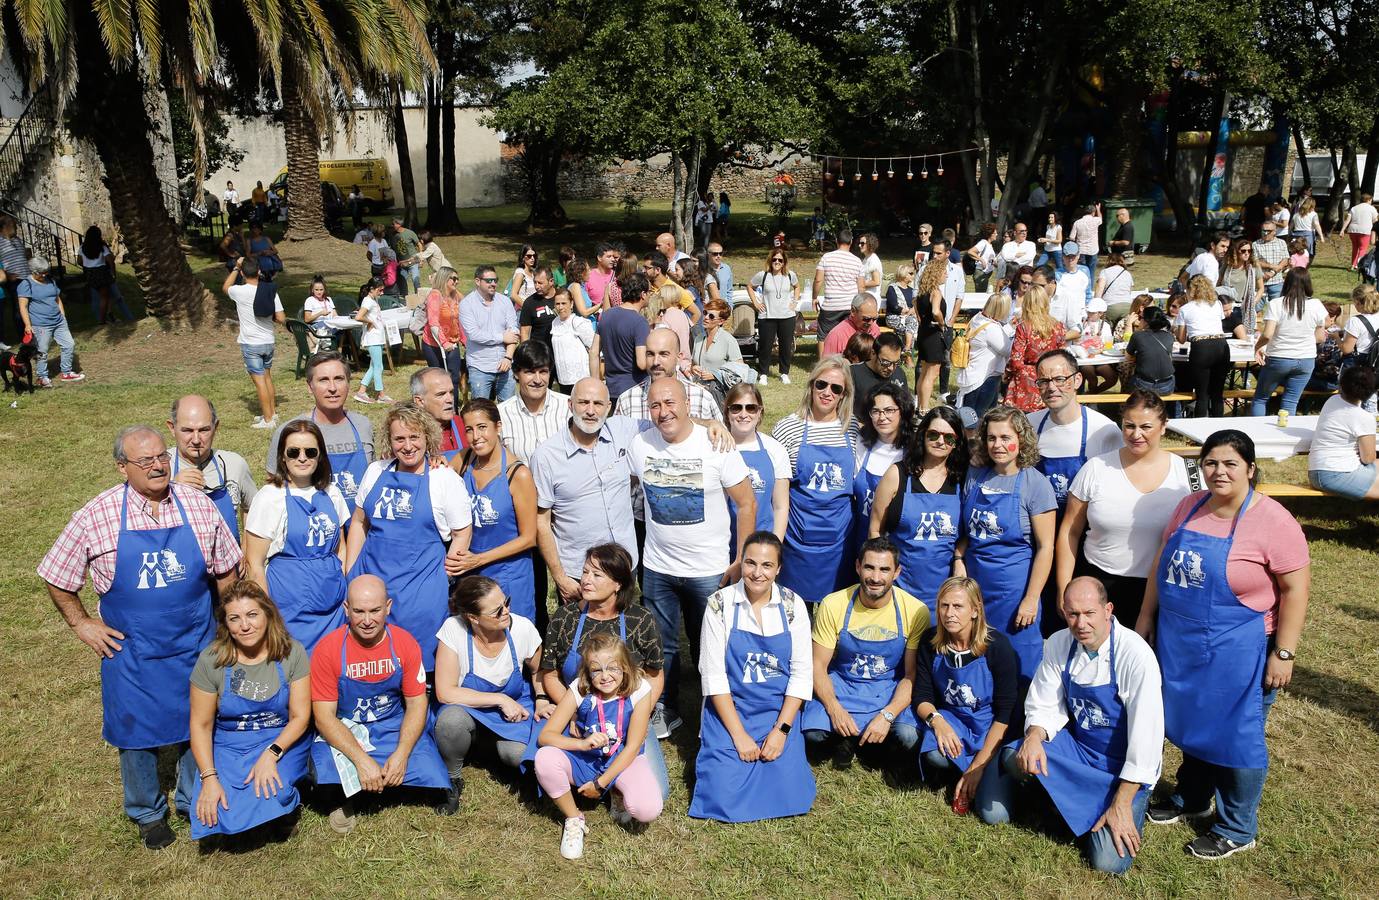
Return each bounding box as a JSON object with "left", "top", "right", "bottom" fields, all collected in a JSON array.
[
  {"left": 1338, "top": 603, "right": 1379, "bottom": 623},
  {"left": 1287, "top": 664, "right": 1379, "bottom": 735},
  {"left": 1298, "top": 518, "right": 1379, "bottom": 553}
]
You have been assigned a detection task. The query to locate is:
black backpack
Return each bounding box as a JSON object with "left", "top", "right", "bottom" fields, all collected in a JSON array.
[{"left": 1355, "top": 316, "right": 1379, "bottom": 371}]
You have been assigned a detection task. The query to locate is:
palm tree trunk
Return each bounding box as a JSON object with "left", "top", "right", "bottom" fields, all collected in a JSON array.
[
  {"left": 392, "top": 84, "right": 419, "bottom": 227},
  {"left": 282, "top": 65, "right": 329, "bottom": 242},
  {"left": 71, "top": 8, "right": 216, "bottom": 326},
  {"left": 425, "top": 73, "right": 443, "bottom": 228}
]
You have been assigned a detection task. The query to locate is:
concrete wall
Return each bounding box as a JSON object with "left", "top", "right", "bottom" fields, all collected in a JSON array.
[{"left": 206, "top": 106, "right": 504, "bottom": 209}]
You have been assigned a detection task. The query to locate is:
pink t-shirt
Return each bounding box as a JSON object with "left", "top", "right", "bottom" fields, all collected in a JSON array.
[
  {"left": 820, "top": 319, "right": 881, "bottom": 358},
  {"left": 1289, "top": 252, "right": 1310, "bottom": 269},
  {"left": 585, "top": 268, "right": 621, "bottom": 308},
  {"left": 1160, "top": 492, "right": 1309, "bottom": 633}
]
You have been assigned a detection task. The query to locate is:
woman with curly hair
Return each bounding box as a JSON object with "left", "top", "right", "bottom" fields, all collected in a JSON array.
[
  {"left": 1004, "top": 285, "right": 1066, "bottom": 412},
  {"left": 953, "top": 406, "right": 1057, "bottom": 681},
  {"left": 913, "top": 256, "right": 949, "bottom": 412}
]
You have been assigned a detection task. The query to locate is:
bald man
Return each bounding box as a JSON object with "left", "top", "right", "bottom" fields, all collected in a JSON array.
[
  {"left": 167, "top": 395, "right": 257, "bottom": 542},
  {"left": 310, "top": 574, "right": 451, "bottom": 832},
  {"left": 614, "top": 328, "right": 722, "bottom": 421},
  {"left": 629, "top": 377, "right": 755, "bottom": 737},
  {"left": 655, "top": 232, "right": 691, "bottom": 268}
]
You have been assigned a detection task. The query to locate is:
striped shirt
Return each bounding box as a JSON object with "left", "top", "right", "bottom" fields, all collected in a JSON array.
[
  {"left": 1252, "top": 237, "right": 1288, "bottom": 287},
  {"left": 815, "top": 249, "right": 864, "bottom": 312},
  {"left": 38, "top": 483, "right": 243, "bottom": 595},
  {"left": 0, "top": 236, "right": 30, "bottom": 279},
  {"left": 613, "top": 376, "right": 721, "bottom": 421},
  {"left": 498, "top": 390, "right": 571, "bottom": 462},
  {"left": 768, "top": 413, "right": 859, "bottom": 473}
]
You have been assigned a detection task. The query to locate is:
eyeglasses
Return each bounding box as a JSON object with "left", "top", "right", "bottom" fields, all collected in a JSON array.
[
  {"left": 125, "top": 452, "right": 171, "bottom": 469},
  {"left": 1019, "top": 279, "right": 1033, "bottom": 286},
  {"left": 770, "top": 258, "right": 785, "bottom": 264},
  {"left": 481, "top": 596, "right": 512, "bottom": 618},
  {"left": 727, "top": 403, "right": 761, "bottom": 414},
  {"left": 1035, "top": 374, "right": 1077, "bottom": 390},
  {"left": 858, "top": 315, "right": 877, "bottom": 324},
  {"left": 813, "top": 379, "right": 845, "bottom": 395},
  {"left": 709, "top": 251, "right": 723, "bottom": 257},
  {"left": 524, "top": 252, "right": 537, "bottom": 259},
  {"left": 480, "top": 277, "right": 498, "bottom": 283},
  {"left": 285, "top": 446, "right": 320, "bottom": 460},
  {"left": 704, "top": 312, "right": 722, "bottom": 321},
  {"left": 925, "top": 429, "right": 958, "bottom": 447},
  {"left": 875, "top": 356, "right": 899, "bottom": 371},
  {"left": 870, "top": 406, "right": 901, "bottom": 419}
]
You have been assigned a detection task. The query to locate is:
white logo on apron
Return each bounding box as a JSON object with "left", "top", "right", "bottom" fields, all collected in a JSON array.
[
  {"left": 473, "top": 494, "right": 500, "bottom": 527},
  {"left": 943, "top": 678, "right": 980, "bottom": 709},
  {"left": 805, "top": 462, "right": 846, "bottom": 493},
  {"left": 336, "top": 470, "right": 359, "bottom": 498},
  {"left": 746, "top": 466, "right": 766, "bottom": 491},
  {"left": 136, "top": 550, "right": 187, "bottom": 590},
  {"left": 742, "top": 651, "right": 784, "bottom": 683},
  {"left": 1049, "top": 473, "right": 1070, "bottom": 496},
  {"left": 968, "top": 509, "right": 1004, "bottom": 540},
  {"left": 915, "top": 511, "right": 957, "bottom": 541},
  {"left": 305, "top": 512, "right": 337, "bottom": 547},
  {"left": 1069, "top": 697, "right": 1112, "bottom": 729},
  {"left": 372, "top": 487, "right": 414, "bottom": 520},
  {"left": 350, "top": 693, "right": 397, "bottom": 723},
  {"left": 847, "top": 653, "right": 889, "bottom": 679},
  {"left": 1165, "top": 549, "right": 1206, "bottom": 589}
]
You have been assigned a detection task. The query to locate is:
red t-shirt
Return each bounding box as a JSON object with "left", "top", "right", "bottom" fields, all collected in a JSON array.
[
  {"left": 439, "top": 415, "right": 468, "bottom": 454},
  {"left": 310, "top": 625, "right": 427, "bottom": 702},
  {"left": 1161, "top": 492, "right": 1309, "bottom": 633}
]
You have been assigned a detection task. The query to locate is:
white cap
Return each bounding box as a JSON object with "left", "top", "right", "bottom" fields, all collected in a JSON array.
[{"left": 1086, "top": 297, "right": 1107, "bottom": 313}]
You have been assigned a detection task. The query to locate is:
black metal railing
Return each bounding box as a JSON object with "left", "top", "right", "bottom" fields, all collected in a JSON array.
[
  {"left": 0, "top": 201, "right": 86, "bottom": 275},
  {"left": 0, "top": 82, "right": 57, "bottom": 200}
]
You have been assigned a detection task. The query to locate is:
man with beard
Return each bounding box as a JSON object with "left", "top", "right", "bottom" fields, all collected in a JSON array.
[{"left": 614, "top": 328, "right": 722, "bottom": 421}]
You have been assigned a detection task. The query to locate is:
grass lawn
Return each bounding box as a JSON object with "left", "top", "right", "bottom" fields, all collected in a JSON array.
[{"left": 1, "top": 202, "right": 1376, "bottom": 897}]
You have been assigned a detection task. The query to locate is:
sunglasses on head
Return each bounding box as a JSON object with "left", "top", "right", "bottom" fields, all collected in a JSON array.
[
  {"left": 728, "top": 403, "right": 761, "bottom": 414},
  {"left": 813, "top": 379, "right": 845, "bottom": 396},
  {"left": 285, "top": 446, "right": 320, "bottom": 460}
]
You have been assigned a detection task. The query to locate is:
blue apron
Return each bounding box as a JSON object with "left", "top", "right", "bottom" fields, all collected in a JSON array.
[
  {"left": 1035, "top": 407, "right": 1088, "bottom": 510},
  {"left": 266, "top": 489, "right": 347, "bottom": 651},
  {"left": 1033, "top": 623, "right": 1145, "bottom": 836},
  {"left": 780, "top": 422, "right": 855, "bottom": 602},
  {"left": 847, "top": 445, "right": 886, "bottom": 562},
  {"left": 689, "top": 597, "right": 815, "bottom": 822},
  {"left": 918, "top": 645, "right": 996, "bottom": 774},
  {"left": 890, "top": 471, "right": 964, "bottom": 615},
  {"left": 443, "top": 419, "right": 465, "bottom": 462},
  {"left": 190, "top": 661, "right": 309, "bottom": 837},
  {"left": 172, "top": 453, "right": 240, "bottom": 543},
  {"left": 313, "top": 410, "right": 368, "bottom": 516},
  {"left": 801, "top": 591, "right": 917, "bottom": 733},
  {"left": 310, "top": 628, "right": 450, "bottom": 788},
  {"left": 350, "top": 461, "right": 449, "bottom": 670},
  {"left": 564, "top": 692, "right": 645, "bottom": 787},
  {"left": 963, "top": 469, "right": 1043, "bottom": 680},
  {"left": 462, "top": 449, "right": 537, "bottom": 622},
  {"left": 1154, "top": 488, "right": 1267, "bottom": 769},
  {"left": 100, "top": 486, "right": 215, "bottom": 748},
  {"left": 729, "top": 434, "right": 777, "bottom": 557},
  {"left": 457, "top": 627, "right": 537, "bottom": 744}
]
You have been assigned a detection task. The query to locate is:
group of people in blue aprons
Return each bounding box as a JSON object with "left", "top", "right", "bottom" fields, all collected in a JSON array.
[{"left": 44, "top": 331, "right": 1310, "bottom": 873}]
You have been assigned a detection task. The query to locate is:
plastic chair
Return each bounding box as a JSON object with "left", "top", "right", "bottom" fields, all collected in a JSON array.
[{"left": 285, "top": 318, "right": 312, "bottom": 379}]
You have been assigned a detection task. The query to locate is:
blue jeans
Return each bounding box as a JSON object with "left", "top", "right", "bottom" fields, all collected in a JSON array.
[
  {"left": 807, "top": 720, "right": 920, "bottom": 750},
  {"left": 1310, "top": 463, "right": 1379, "bottom": 499},
  {"left": 641, "top": 568, "right": 722, "bottom": 712},
  {"left": 120, "top": 744, "right": 197, "bottom": 824},
  {"left": 1264, "top": 282, "right": 1283, "bottom": 301},
  {"left": 1080, "top": 253, "right": 1098, "bottom": 298},
  {"left": 1036, "top": 249, "right": 1063, "bottom": 271},
  {"left": 240, "top": 342, "right": 275, "bottom": 375},
  {"left": 980, "top": 746, "right": 1148, "bottom": 874},
  {"left": 32, "top": 319, "right": 75, "bottom": 376},
  {"left": 961, "top": 374, "right": 1002, "bottom": 419},
  {"left": 468, "top": 367, "right": 515, "bottom": 401},
  {"left": 1251, "top": 356, "right": 1315, "bottom": 415},
  {"left": 89, "top": 282, "right": 135, "bottom": 322},
  {"left": 400, "top": 263, "right": 422, "bottom": 294},
  {"left": 1166, "top": 688, "right": 1277, "bottom": 844}
]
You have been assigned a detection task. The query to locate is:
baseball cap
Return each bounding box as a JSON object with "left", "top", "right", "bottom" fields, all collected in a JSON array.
[
  {"left": 1061, "top": 241, "right": 1079, "bottom": 256},
  {"left": 1086, "top": 297, "right": 1107, "bottom": 313},
  {"left": 958, "top": 407, "right": 980, "bottom": 431}
]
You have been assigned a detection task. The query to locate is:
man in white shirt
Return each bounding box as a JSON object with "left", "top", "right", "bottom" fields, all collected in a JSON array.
[
  {"left": 1028, "top": 349, "right": 1123, "bottom": 510},
  {"left": 1185, "top": 232, "right": 1230, "bottom": 285},
  {"left": 498, "top": 341, "right": 570, "bottom": 462},
  {"left": 630, "top": 377, "right": 756, "bottom": 736},
  {"left": 1051, "top": 246, "right": 1091, "bottom": 332},
  {"left": 998, "top": 223, "right": 1037, "bottom": 280},
  {"left": 655, "top": 232, "right": 692, "bottom": 268},
  {"left": 223, "top": 181, "right": 239, "bottom": 208},
  {"left": 1342, "top": 192, "right": 1377, "bottom": 270},
  {"left": 166, "top": 395, "right": 257, "bottom": 544},
  {"left": 222, "top": 257, "right": 285, "bottom": 429},
  {"left": 812, "top": 229, "right": 866, "bottom": 341},
  {"left": 983, "top": 577, "right": 1163, "bottom": 876}
]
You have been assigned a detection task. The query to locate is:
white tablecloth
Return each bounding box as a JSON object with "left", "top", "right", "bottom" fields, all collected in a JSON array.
[
  {"left": 1166, "top": 415, "right": 1317, "bottom": 461},
  {"left": 1080, "top": 339, "right": 1255, "bottom": 368},
  {"left": 324, "top": 310, "right": 408, "bottom": 344}
]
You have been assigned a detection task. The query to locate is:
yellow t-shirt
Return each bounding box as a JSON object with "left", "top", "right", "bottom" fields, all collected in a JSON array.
[
  {"left": 655, "top": 275, "right": 696, "bottom": 311},
  {"left": 812, "top": 586, "right": 929, "bottom": 650}
]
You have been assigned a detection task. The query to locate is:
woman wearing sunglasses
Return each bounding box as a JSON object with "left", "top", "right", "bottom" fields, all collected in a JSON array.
[
  {"left": 507, "top": 244, "right": 539, "bottom": 305},
  {"left": 770, "top": 356, "right": 857, "bottom": 602},
  {"left": 243, "top": 420, "right": 349, "bottom": 651},
  {"left": 433, "top": 575, "right": 547, "bottom": 813},
  {"left": 748, "top": 249, "right": 801, "bottom": 384},
  {"left": 690, "top": 298, "right": 744, "bottom": 390},
  {"left": 723, "top": 383, "right": 790, "bottom": 557},
  {"left": 870, "top": 406, "right": 970, "bottom": 616}
]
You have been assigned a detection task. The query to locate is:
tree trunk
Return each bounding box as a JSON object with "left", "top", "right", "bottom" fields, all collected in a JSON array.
[
  {"left": 998, "top": 48, "right": 1066, "bottom": 231},
  {"left": 524, "top": 140, "right": 568, "bottom": 227},
  {"left": 440, "top": 59, "right": 463, "bottom": 233},
  {"left": 949, "top": 1, "right": 983, "bottom": 228},
  {"left": 424, "top": 73, "right": 443, "bottom": 228},
  {"left": 1103, "top": 75, "right": 1146, "bottom": 198},
  {"left": 69, "top": 8, "right": 216, "bottom": 326},
  {"left": 281, "top": 65, "right": 329, "bottom": 241},
  {"left": 1195, "top": 90, "right": 1231, "bottom": 231},
  {"left": 1292, "top": 123, "right": 1311, "bottom": 193},
  {"left": 392, "top": 85, "right": 419, "bottom": 228},
  {"left": 1324, "top": 148, "right": 1350, "bottom": 229},
  {"left": 1360, "top": 116, "right": 1379, "bottom": 197}
]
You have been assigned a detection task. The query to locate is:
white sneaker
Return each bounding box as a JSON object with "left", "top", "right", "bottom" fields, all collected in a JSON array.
[
  {"left": 250, "top": 416, "right": 277, "bottom": 430},
  {"left": 758, "top": 372, "right": 769, "bottom": 385},
  {"left": 780, "top": 373, "right": 792, "bottom": 385},
  {"left": 559, "top": 816, "right": 588, "bottom": 859}
]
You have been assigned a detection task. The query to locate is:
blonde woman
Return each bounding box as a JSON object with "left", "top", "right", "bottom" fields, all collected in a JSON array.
[
  {"left": 955, "top": 292, "right": 1013, "bottom": 417},
  {"left": 769, "top": 355, "right": 857, "bottom": 603},
  {"left": 1004, "top": 285, "right": 1065, "bottom": 411},
  {"left": 883, "top": 263, "right": 919, "bottom": 353},
  {"left": 345, "top": 404, "right": 474, "bottom": 671},
  {"left": 1289, "top": 196, "right": 1325, "bottom": 257},
  {"left": 915, "top": 257, "right": 950, "bottom": 412},
  {"left": 647, "top": 283, "right": 692, "bottom": 374},
  {"left": 1174, "top": 274, "right": 1229, "bottom": 417}
]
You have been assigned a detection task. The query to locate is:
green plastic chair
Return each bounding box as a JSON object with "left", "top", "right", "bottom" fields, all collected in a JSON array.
[{"left": 285, "top": 318, "right": 312, "bottom": 379}]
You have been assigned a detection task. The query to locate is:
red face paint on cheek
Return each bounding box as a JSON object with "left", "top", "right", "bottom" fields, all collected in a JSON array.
[{"left": 1005, "top": 441, "right": 1019, "bottom": 453}]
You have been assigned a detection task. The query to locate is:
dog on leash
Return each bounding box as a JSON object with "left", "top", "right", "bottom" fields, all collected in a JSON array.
[{"left": 1, "top": 339, "right": 38, "bottom": 394}]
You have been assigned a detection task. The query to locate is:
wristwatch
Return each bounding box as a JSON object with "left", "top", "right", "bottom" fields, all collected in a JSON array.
[
  {"left": 881, "top": 711, "right": 896, "bottom": 723},
  {"left": 925, "top": 711, "right": 939, "bottom": 726},
  {"left": 268, "top": 743, "right": 284, "bottom": 759},
  {"left": 777, "top": 722, "right": 792, "bottom": 734},
  {"left": 1275, "top": 647, "right": 1296, "bottom": 661}
]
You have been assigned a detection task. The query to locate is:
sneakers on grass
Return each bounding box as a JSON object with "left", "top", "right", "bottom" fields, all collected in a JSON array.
[
  {"left": 560, "top": 815, "right": 588, "bottom": 860},
  {"left": 1186, "top": 832, "right": 1255, "bottom": 860},
  {"left": 60, "top": 371, "right": 85, "bottom": 382},
  {"left": 250, "top": 415, "right": 278, "bottom": 429},
  {"left": 650, "top": 704, "right": 681, "bottom": 740},
  {"left": 138, "top": 819, "right": 175, "bottom": 850},
  {"left": 780, "top": 373, "right": 792, "bottom": 384},
  {"left": 328, "top": 806, "right": 356, "bottom": 834},
  {"left": 1148, "top": 798, "right": 1214, "bottom": 825}
]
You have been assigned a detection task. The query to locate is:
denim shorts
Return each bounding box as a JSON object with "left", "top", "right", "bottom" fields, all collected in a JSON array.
[
  {"left": 1309, "top": 464, "right": 1378, "bottom": 500},
  {"left": 240, "top": 342, "right": 276, "bottom": 375}
]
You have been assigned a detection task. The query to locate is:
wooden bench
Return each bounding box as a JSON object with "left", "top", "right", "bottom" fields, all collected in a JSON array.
[
  {"left": 1079, "top": 392, "right": 1195, "bottom": 405},
  {"left": 1224, "top": 388, "right": 1333, "bottom": 400},
  {"left": 1257, "top": 483, "right": 1328, "bottom": 498}
]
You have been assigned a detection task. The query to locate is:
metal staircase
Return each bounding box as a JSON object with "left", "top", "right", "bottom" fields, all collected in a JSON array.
[{"left": 0, "top": 82, "right": 85, "bottom": 274}]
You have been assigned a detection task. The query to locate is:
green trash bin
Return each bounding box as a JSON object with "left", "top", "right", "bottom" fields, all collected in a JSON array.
[{"left": 1101, "top": 197, "right": 1156, "bottom": 254}]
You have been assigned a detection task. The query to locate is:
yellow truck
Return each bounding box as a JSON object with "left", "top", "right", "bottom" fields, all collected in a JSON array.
[{"left": 270, "top": 158, "right": 392, "bottom": 213}]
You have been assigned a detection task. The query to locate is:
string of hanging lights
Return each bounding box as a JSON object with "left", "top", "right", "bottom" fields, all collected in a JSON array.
[{"left": 815, "top": 148, "right": 978, "bottom": 185}]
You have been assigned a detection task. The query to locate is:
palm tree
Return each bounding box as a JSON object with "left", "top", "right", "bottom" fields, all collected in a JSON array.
[{"left": 1, "top": 0, "right": 432, "bottom": 323}]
